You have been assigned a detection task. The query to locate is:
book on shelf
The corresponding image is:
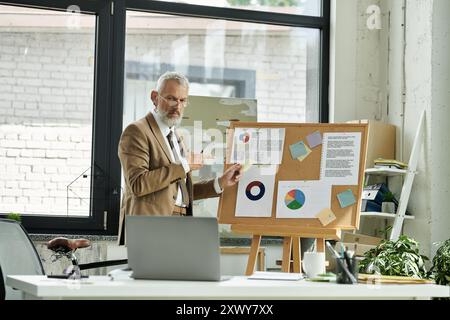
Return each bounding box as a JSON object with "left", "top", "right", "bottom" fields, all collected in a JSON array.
[
  {"left": 361, "top": 199, "right": 382, "bottom": 212},
  {"left": 374, "top": 158, "right": 408, "bottom": 170},
  {"left": 361, "top": 183, "right": 399, "bottom": 213},
  {"left": 361, "top": 183, "right": 412, "bottom": 216}
]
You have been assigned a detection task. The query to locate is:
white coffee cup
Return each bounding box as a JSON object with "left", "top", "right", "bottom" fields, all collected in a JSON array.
[{"left": 302, "top": 252, "right": 326, "bottom": 278}]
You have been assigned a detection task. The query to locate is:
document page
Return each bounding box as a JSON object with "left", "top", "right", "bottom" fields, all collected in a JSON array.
[
  {"left": 235, "top": 165, "right": 276, "bottom": 218},
  {"left": 320, "top": 132, "right": 361, "bottom": 185},
  {"left": 275, "top": 181, "right": 331, "bottom": 219},
  {"left": 230, "top": 128, "right": 285, "bottom": 164},
  {"left": 248, "top": 271, "right": 304, "bottom": 281}
]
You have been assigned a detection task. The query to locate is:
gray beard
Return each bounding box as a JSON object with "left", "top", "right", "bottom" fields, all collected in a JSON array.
[{"left": 156, "top": 108, "right": 183, "bottom": 128}]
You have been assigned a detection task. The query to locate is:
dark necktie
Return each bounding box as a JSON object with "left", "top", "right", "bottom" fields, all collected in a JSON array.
[{"left": 167, "top": 131, "right": 190, "bottom": 207}]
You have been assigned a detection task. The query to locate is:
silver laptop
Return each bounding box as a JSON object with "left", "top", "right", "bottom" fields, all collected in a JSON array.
[{"left": 125, "top": 216, "right": 223, "bottom": 281}]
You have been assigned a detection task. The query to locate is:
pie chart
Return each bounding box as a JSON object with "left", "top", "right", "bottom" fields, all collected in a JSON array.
[
  {"left": 284, "top": 189, "right": 305, "bottom": 210},
  {"left": 239, "top": 132, "right": 250, "bottom": 143}
]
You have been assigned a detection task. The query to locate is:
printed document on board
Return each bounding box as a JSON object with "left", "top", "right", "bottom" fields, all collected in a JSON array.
[
  {"left": 235, "top": 165, "right": 276, "bottom": 218},
  {"left": 230, "top": 128, "right": 285, "bottom": 165},
  {"left": 320, "top": 132, "right": 361, "bottom": 185}
]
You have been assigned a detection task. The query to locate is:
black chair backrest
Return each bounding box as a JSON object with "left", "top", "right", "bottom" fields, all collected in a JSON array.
[{"left": 0, "top": 263, "right": 5, "bottom": 300}]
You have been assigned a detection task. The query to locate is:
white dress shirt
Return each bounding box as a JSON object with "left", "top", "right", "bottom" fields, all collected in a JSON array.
[{"left": 151, "top": 109, "right": 222, "bottom": 207}]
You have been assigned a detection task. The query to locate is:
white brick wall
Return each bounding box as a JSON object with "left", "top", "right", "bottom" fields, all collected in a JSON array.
[
  {"left": 0, "top": 32, "right": 95, "bottom": 126},
  {"left": 0, "top": 31, "right": 96, "bottom": 216},
  {"left": 0, "top": 125, "right": 91, "bottom": 215}
]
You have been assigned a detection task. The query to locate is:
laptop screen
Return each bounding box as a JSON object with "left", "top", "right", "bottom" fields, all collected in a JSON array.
[{"left": 125, "top": 216, "right": 221, "bottom": 281}]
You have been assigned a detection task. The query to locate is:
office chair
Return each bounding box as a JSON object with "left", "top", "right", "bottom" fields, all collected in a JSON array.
[
  {"left": 0, "top": 264, "right": 5, "bottom": 300},
  {"left": 0, "top": 219, "right": 45, "bottom": 300},
  {"left": 0, "top": 219, "right": 127, "bottom": 300}
]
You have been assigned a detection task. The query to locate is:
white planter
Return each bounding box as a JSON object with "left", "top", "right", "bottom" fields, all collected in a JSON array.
[{"left": 381, "top": 202, "right": 396, "bottom": 213}]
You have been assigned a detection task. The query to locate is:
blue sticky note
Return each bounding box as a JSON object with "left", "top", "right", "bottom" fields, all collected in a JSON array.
[
  {"left": 306, "top": 131, "right": 322, "bottom": 149},
  {"left": 337, "top": 189, "right": 356, "bottom": 208},
  {"left": 289, "top": 141, "right": 308, "bottom": 160}
]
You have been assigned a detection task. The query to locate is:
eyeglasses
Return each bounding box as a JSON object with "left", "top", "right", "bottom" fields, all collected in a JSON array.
[{"left": 158, "top": 95, "right": 189, "bottom": 107}]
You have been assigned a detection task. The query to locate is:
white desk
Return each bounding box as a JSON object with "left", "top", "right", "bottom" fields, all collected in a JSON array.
[{"left": 6, "top": 275, "right": 449, "bottom": 300}]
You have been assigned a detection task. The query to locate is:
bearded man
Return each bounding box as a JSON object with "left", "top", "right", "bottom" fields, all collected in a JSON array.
[{"left": 117, "top": 71, "right": 241, "bottom": 244}]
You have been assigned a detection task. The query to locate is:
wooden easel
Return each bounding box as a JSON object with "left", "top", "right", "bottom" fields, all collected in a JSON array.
[{"left": 231, "top": 225, "right": 341, "bottom": 275}]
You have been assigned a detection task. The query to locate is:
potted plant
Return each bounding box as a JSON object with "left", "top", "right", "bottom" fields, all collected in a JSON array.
[
  {"left": 358, "top": 235, "right": 430, "bottom": 279},
  {"left": 6, "top": 212, "right": 22, "bottom": 223},
  {"left": 430, "top": 239, "right": 450, "bottom": 286},
  {"left": 381, "top": 191, "right": 396, "bottom": 213}
]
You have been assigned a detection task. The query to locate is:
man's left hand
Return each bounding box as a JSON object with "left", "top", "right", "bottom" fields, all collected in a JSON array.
[{"left": 218, "top": 163, "right": 242, "bottom": 189}]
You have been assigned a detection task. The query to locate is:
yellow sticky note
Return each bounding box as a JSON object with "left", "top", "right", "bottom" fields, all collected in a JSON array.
[
  {"left": 297, "top": 144, "right": 312, "bottom": 162},
  {"left": 316, "top": 208, "right": 336, "bottom": 226},
  {"left": 242, "top": 162, "right": 252, "bottom": 173}
]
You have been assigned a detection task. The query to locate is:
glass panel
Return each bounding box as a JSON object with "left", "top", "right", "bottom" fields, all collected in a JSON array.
[
  {"left": 0, "top": 5, "right": 96, "bottom": 217},
  {"left": 123, "top": 11, "right": 320, "bottom": 233},
  {"left": 152, "top": 0, "right": 322, "bottom": 16}
]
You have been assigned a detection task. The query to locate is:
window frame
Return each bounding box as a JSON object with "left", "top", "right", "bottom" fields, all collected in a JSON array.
[
  {"left": 0, "top": 0, "right": 329, "bottom": 235},
  {"left": 0, "top": 0, "right": 119, "bottom": 234}
]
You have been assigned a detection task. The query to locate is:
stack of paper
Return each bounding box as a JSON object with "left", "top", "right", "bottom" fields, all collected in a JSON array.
[{"left": 248, "top": 272, "right": 304, "bottom": 281}]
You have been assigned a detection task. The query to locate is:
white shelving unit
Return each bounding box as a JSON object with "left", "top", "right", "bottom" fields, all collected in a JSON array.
[
  {"left": 360, "top": 111, "right": 425, "bottom": 240},
  {"left": 360, "top": 211, "right": 414, "bottom": 220},
  {"left": 364, "top": 167, "right": 408, "bottom": 176},
  {"left": 360, "top": 167, "right": 415, "bottom": 236}
]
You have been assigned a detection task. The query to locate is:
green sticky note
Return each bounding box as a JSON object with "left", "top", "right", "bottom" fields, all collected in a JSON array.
[
  {"left": 337, "top": 189, "right": 356, "bottom": 208},
  {"left": 289, "top": 141, "right": 308, "bottom": 160}
]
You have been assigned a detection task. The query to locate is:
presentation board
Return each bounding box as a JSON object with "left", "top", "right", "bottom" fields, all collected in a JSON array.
[{"left": 218, "top": 122, "right": 368, "bottom": 231}]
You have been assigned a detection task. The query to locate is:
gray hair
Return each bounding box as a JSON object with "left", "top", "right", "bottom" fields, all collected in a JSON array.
[{"left": 156, "top": 71, "right": 190, "bottom": 94}]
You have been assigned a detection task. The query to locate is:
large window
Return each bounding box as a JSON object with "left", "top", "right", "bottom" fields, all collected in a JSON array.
[
  {"left": 0, "top": 0, "right": 116, "bottom": 234},
  {"left": 0, "top": 0, "right": 329, "bottom": 235}
]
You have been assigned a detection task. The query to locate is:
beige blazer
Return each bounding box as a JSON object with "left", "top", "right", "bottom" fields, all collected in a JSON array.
[{"left": 117, "top": 112, "right": 219, "bottom": 244}]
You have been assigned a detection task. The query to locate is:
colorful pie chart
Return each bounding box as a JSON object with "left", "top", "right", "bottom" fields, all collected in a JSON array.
[
  {"left": 245, "top": 181, "right": 265, "bottom": 201},
  {"left": 284, "top": 189, "right": 305, "bottom": 210},
  {"left": 239, "top": 132, "right": 250, "bottom": 143}
]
